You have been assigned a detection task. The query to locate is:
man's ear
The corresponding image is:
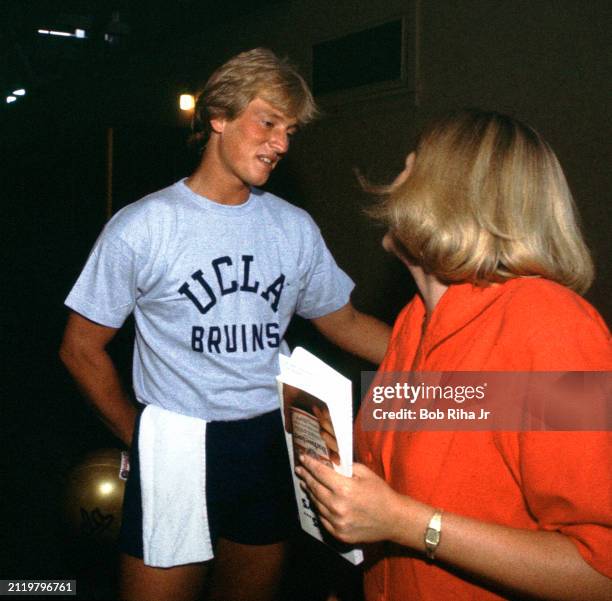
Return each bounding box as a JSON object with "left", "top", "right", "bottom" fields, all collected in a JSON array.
[{"left": 210, "top": 116, "right": 226, "bottom": 135}]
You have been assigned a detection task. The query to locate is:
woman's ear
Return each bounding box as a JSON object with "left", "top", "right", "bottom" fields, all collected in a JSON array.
[
  {"left": 383, "top": 231, "right": 416, "bottom": 270},
  {"left": 392, "top": 151, "right": 416, "bottom": 188},
  {"left": 405, "top": 151, "right": 416, "bottom": 174}
]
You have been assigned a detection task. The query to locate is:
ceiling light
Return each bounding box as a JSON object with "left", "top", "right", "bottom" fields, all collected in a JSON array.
[
  {"left": 38, "top": 29, "right": 72, "bottom": 37},
  {"left": 37, "top": 29, "right": 86, "bottom": 39},
  {"left": 6, "top": 96, "right": 17, "bottom": 104},
  {"left": 13, "top": 89, "right": 26, "bottom": 96}
]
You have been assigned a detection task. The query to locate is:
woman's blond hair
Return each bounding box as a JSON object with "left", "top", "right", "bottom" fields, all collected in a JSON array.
[
  {"left": 190, "top": 48, "right": 318, "bottom": 152},
  {"left": 367, "top": 109, "right": 594, "bottom": 294}
]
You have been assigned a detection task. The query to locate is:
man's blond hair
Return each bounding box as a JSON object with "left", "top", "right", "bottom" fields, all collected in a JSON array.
[
  {"left": 190, "top": 48, "right": 317, "bottom": 152},
  {"left": 367, "top": 109, "right": 594, "bottom": 293}
]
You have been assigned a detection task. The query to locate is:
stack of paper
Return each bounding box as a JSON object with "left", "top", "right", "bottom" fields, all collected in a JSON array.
[{"left": 277, "top": 346, "right": 364, "bottom": 565}]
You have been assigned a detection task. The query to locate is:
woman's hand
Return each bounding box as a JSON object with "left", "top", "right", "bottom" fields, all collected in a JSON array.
[
  {"left": 296, "top": 455, "right": 416, "bottom": 544},
  {"left": 297, "top": 453, "right": 612, "bottom": 600}
]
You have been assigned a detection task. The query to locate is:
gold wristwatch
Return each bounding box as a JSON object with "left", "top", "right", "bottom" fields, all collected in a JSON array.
[{"left": 424, "top": 509, "right": 443, "bottom": 560}]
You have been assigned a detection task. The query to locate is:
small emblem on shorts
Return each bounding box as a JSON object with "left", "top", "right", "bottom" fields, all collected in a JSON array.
[{"left": 119, "top": 451, "right": 130, "bottom": 480}]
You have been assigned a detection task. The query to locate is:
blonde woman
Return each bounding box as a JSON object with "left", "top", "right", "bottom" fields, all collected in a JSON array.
[{"left": 298, "top": 109, "right": 612, "bottom": 601}]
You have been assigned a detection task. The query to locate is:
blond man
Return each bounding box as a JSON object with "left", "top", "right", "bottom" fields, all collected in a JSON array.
[{"left": 60, "top": 48, "right": 390, "bottom": 601}]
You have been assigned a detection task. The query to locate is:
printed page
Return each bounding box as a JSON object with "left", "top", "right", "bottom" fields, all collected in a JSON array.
[{"left": 277, "top": 347, "right": 363, "bottom": 565}]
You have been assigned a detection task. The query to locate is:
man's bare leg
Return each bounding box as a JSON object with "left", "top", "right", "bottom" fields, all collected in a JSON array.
[
  {"left": 118, "top": 553, "right": 209, "bottom": 601},
  {"left": 206, "top": 538, "right": 289, "bottom": 601}
]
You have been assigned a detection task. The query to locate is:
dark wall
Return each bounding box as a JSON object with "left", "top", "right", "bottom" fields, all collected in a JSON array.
[
  {"left": 3, "top": 112, "right": 197, "bottom": 587},
  {"left": 420, "top": 0, "right": 612, "bottom": 320}
]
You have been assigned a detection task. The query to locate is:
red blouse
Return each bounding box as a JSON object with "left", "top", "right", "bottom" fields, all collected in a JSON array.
[{"left": 355, "top": 278, "right": 612, "bottom": 601}]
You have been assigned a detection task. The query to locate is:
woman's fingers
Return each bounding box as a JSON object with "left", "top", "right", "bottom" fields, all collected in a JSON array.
[{"left": 296, "top": 454, "right": 335, "bottom": 495}]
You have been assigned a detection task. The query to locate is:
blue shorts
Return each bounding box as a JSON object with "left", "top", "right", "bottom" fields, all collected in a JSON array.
[{"left": 118, "top": 408, "right": 299, "bottom": 558}]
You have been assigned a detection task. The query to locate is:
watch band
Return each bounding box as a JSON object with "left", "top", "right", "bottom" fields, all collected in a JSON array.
[{"left": 424, "top": 509, "right": 443, "bottom": 560}]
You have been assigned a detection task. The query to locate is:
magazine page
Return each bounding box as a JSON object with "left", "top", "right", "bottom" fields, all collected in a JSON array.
[{"left": 277, "top": 347, "right": 364, "bottom": 565}]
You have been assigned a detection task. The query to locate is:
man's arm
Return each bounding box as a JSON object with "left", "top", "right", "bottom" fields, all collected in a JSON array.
[
  {"left": 59, "top": 311, "right": 138, "bottom": 447},
  {"left": 310, "top": 302, "right": 391, "bottom": 365}
]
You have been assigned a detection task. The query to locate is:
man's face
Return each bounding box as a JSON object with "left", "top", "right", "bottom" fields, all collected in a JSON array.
[{"left": 211, "top": 96, "right": 299, "bottom": 188}]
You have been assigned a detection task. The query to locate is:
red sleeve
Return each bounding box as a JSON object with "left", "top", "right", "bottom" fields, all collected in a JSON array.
[
  {"left": 501, "top": 282, "right": 612, "bottom": 576},
  {"left": 518, "top": 431, "right": 612, "bottom": 577}
]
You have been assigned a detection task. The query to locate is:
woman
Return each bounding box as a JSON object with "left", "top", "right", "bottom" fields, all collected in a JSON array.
[{"left": 297, "top": 109, "right": 612, "bottom": 600}]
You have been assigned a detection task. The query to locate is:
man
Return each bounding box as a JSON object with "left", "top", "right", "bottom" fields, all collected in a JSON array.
[{"left": 60, "top": 48, "right": 390, "bottom": 601}]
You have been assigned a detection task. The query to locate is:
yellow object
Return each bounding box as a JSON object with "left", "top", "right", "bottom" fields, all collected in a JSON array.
[{"left": 64, "top": 448, "right": 129, "bottom": 545}]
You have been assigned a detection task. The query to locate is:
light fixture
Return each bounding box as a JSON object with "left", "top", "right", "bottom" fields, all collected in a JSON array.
[
  {"left": 37, "top": 28, "right": 87, "bottom": 39},
  {"left": 38, "top": 29, "right": 72, "bottom": 37},
  {"left": 13, "top": 89, "right": 26, "bottom": 96},
  {"left": 179, "top": 94, "right": 195, "bottom": 111},
  {"left": 6, "top": 96, "right": 17, "bottom": 104}
]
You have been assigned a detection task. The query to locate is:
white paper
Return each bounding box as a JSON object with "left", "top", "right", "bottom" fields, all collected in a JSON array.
[{"left": 277, "top": 347, "right": 364, "bottom": 565}]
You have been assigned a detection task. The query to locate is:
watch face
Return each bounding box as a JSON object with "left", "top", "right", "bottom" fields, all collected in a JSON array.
[
  {"left": 425, "top": 511, "right": 442, "bottom": 558},
  {"left": 425, "top": 528, "right": 440, "bottom": 546}
]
